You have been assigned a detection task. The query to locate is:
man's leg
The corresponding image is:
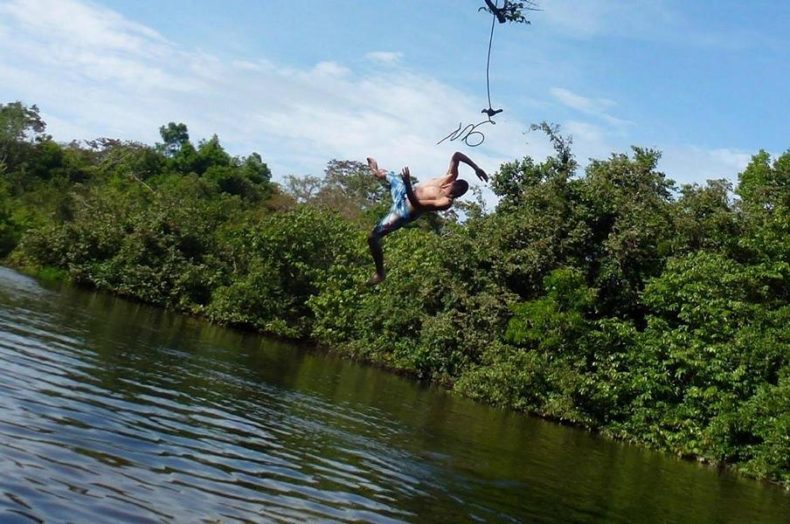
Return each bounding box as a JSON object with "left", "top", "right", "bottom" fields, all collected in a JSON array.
[
  {"left": 366, "top": 157, "right": 414, "bottom": 285},
  {"left": 366, "top": 158, "right": 392, "bottom": 284},
  {"left": 367, "top": 211, "right": 406, "bottom": 285},
  {"left": 367, "top": 229, "right": 386, "bottom": 284}
]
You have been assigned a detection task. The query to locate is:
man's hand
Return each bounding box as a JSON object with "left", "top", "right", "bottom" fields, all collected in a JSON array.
[{"left": 475, "top": 167, "right": 489, "bottom": 182}]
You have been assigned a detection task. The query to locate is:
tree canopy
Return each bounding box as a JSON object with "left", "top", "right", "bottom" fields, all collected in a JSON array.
[{"left": 2, "top": 101, "right": 788, "bottom": 487}]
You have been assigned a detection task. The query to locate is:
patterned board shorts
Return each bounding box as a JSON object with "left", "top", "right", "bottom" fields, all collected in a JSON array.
[{"left": 372, "top": 171, "right": 421, "bottom": 237}]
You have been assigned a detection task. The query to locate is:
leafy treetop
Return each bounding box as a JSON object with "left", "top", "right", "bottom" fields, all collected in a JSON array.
[{"left": 480, "top": 0, "right": 539, "bottom": 24}]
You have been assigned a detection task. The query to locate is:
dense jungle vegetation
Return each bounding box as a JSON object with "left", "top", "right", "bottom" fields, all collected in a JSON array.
[{"left": 1, "top": 101, "right": 787, "bottom": 486}]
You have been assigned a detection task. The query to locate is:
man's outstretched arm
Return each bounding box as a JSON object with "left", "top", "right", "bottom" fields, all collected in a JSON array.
[
  {"left": 445, "top": 151, "right": 489, "bottom": 183},
  {"left": 400, "top": 167, "right": 423, "bottom": 210}
]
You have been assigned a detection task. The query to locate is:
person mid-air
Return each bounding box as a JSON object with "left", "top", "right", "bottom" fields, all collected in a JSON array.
[{"left": 366, "top": 152, "right": 488, "bottom": 284}]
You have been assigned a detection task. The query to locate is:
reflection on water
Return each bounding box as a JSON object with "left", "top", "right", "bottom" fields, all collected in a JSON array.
[{"left": 0, "top": 266, "right": 787, "bottom": 523}]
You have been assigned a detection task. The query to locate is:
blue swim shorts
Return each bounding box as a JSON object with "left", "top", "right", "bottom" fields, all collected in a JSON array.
[{"left": 372, "top": 171, "right": 421, "bottom": 236}]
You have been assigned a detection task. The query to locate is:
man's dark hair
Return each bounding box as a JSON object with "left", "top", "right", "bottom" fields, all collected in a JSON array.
[{"left": 450, "top": 179, "right": 469, "bottom": 198}]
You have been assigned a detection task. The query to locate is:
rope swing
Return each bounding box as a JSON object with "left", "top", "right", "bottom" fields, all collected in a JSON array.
[
  {"left": 482, "top": 0, "right": 504, "bottom": 120},
  {"left": 437, "top": 1, "right": 536, "bottom": 148}
]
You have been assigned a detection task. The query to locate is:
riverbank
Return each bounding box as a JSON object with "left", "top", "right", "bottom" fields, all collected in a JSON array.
[
  {"left": 2, "top": 105, "right": 787, "bottom": 487},
  {"left": 11, "top": 256, "right": 790, "bottom": 491}
]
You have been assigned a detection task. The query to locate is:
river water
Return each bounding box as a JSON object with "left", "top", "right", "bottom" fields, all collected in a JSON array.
[{"left": 0, "top": 266, "right": 787, "bottom": 523}]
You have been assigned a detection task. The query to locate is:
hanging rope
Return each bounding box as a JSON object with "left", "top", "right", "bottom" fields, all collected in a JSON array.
[
  {"left": 437, "top": 2, "right": 503, "bottom": 147},
  {"left": 482, "top": 0, "right": 503, "bottom": 119}
]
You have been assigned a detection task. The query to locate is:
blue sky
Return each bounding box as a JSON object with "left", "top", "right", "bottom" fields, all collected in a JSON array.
[{"left": 1, "top": 0, "right": 788, "bottom": 200}]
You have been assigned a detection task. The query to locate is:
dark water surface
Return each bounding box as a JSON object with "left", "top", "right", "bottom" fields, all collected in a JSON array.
[{"left": 0, "top": 266, "right": 787, "bottom": 523}]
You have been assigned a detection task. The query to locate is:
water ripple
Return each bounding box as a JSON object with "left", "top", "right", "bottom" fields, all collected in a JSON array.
[
  {"left": 0, "top": 283, "right": 425, "bottom": 522},
  {"left": 2, "top": 267, "right": 789, "bottom": 524}
]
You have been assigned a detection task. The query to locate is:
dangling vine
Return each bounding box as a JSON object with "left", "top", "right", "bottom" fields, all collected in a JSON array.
[{"left": 437, "top": 1, "right": 537, "bottom": 148}]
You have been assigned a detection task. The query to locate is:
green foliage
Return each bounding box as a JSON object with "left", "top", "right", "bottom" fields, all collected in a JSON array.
[
  {"left": 471, "top": 268, "right": 636, "bottom": 426},
  {"left": 707, "top": 370, "right": 790, "bottom": 484},
  {"left": 3, "top": 104, "right": 788, "bottom": 486},
  {"left": 0, "top": 101, "right": 48, "bottom": 146},
  {"left": 86, "top": 138, "right": 165, "bottom": 183},
  {"left": 489, "top": 130, "right": 675, "bottom": 324},
  {"left": 580, "top": 147, "right": 676, "bottom": 320},
  {"left": 627, "top": 253, "right": 788, "bottom": 462},
  {"left": 157, "top": 122, "right": 190, "bottom": 158},
  {"left": 239, "top": 152, "right": 272, "bottom": 185},
  {"left": 207, "top": 206, "right": 360, "bottom": 337},
  {"left": 506, "top": 268, "right": 594, "bottom": 350},
  {"left": 283, "top": 159, "right": 389, "bottom": 223},
  {"left": 673, "top": 179, "right": 740, "bottom": 255},
  {"left": 456, "top": 342, "right": 551, "bottom": 410},
  {"left": 310, "top": 224, "right": 514, "bottom": 382},
  {"left": 479, "top": 0, "right": 539, "bottom": 24},
  {"left": 737, "top": 150, "right": 789, "bottom": 212},
  {"left": 0, "top": 180, "right": 18, "bottom": 256},
  {"left": 736, "top": 150, "right": 790, "bottom": 263}
]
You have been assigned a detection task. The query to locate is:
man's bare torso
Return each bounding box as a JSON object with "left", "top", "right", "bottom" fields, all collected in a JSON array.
[{"left": 413, "top": 177, "right": 453, "bottom": 210}]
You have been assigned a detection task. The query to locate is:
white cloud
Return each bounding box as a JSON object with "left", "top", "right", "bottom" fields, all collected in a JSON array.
[
  {"left": 551, "top": 87, "right": 613, "bottom": 113},
  {"left": 311, "top": 61, "right": 351, "bottom": 77},
  {"left": 539, "top": 0, "right": 665, "bottom": 39},
  {"left": 7, "top": 0, "right": 743, "bottom": 215},
  {"left": 365, "top": 51, "right": 403, "bottom": 65},
  {"left": 550, "top": 87, "right": 630, "bottom": 128},
  {"left": 0, "top": 0, "right": 541, "bottom": 194},
  {"left": 231, "top": 60, "right": 265, "bottom": 72},
  {"left": 563, "top": 121, "right": 608, "bottom": 147},
  {"left": 0, "top": 0, "right": 198, "bottom": 93},
  {"left": 0, "top": 0, "right": 169, "bottom": 51},
  {"left": 540, "top": 119, "right": 752, "bottom": 189},
  {"left": 540, "top": 0, "right": 765, "bottom": 51},
  {"left": 657, "top": 145, "right": 752, "bottom": 187},
  {"left": 540, "top": 0, "right": 691, "bottom": 43}
]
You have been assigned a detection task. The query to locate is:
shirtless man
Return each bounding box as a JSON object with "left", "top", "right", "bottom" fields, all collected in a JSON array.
[{"left": 366, "top": 152, "right": 489, "bottom": 284}]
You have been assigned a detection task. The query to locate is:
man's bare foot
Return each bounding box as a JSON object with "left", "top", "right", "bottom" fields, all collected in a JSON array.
[
  {"left": 367, "top": 272, "right": 385, "bottom": 285},
  {"left": 367, "top": 157, "right": 386, "bottom": 179}
]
